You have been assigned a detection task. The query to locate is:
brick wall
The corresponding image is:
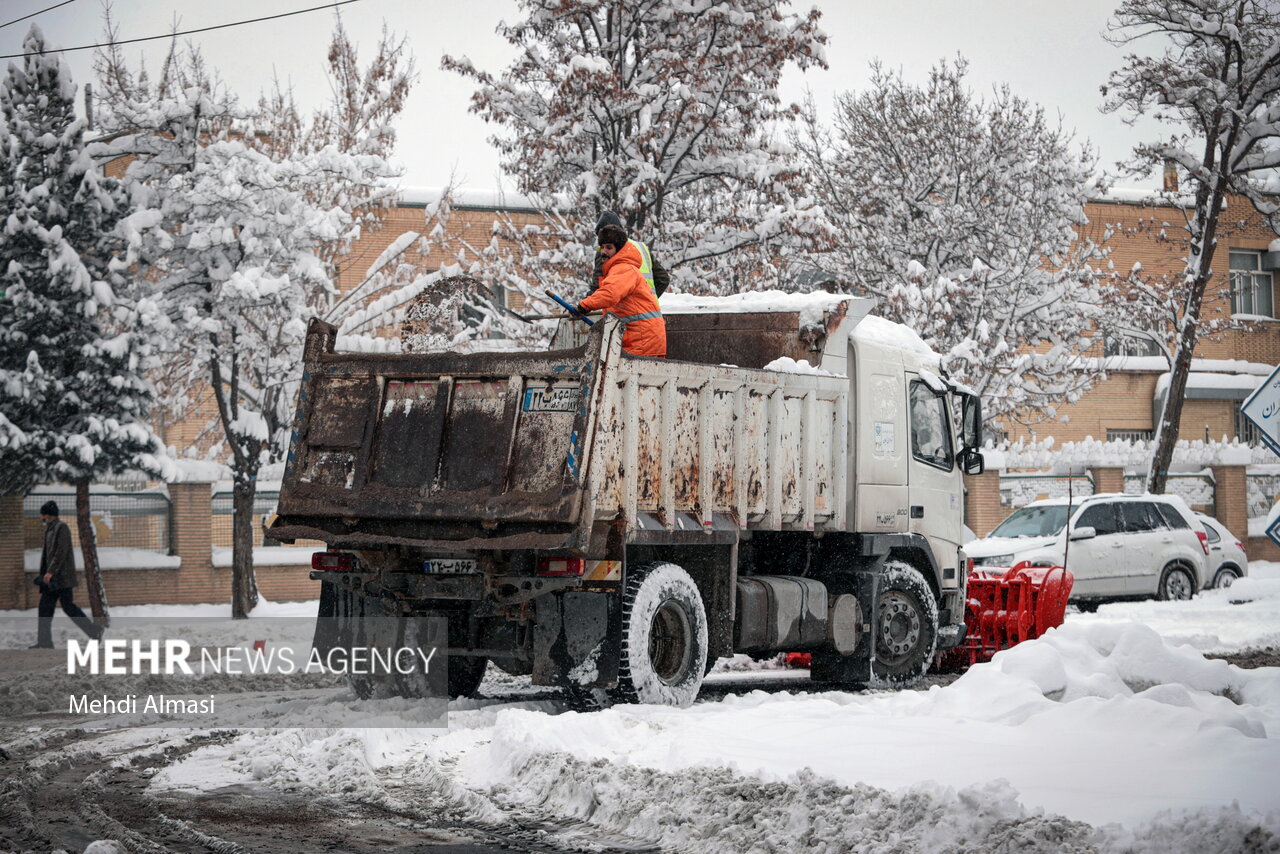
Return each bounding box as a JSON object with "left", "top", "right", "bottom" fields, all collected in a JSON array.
[
  {"left": 0, "top": 495, "right": 24, "bottom": 611},
  {"left": 1212, "top": 465, "right": 1249, "bottom": 547},
  {"left": 0, "top": 482, "right": 320, "bottom": 610},
  {"left": 964, "top": 471, "right": 1010, "bottom": 538}
]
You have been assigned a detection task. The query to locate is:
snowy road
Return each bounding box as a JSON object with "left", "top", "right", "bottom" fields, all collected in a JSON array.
[{"left": 3, "top": 565, "right": 1279, "bottom": 853}]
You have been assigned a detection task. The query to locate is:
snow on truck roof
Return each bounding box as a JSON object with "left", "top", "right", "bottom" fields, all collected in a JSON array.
[{"left": 660, "top": 291, "right": 941, "bottom": 364}]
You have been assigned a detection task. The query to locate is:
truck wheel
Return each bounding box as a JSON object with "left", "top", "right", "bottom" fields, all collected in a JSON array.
[
  {"left": 611, "top": 562, "right": 708, "bottom": 708},
  {"left": 872, "top": 561, "right": 938, "bottom": 687}
]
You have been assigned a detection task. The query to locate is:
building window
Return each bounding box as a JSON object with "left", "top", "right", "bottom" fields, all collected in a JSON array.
[
  {"left": 1102, "top": 331, "right": 1162, "bottom": 357},
  {"left": 1106, "top": 428, "right": 1155, "bottom": 442},
  {"left": 1230, "top": 250, "right": 1274, "bottom": 317}
]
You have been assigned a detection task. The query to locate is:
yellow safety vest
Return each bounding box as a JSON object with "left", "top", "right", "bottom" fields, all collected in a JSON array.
[{"left": 629, "top": 239, "right": 656, "bottom": 296}]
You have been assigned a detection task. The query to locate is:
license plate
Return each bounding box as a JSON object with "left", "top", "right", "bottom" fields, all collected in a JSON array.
[{"left": 423, "top": 559, "right": 477, "bottom": 575}]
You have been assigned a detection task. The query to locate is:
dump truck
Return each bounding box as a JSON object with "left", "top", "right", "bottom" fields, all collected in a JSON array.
[{"left": 270, "top": 293, "right": 985, "bottom": 707}]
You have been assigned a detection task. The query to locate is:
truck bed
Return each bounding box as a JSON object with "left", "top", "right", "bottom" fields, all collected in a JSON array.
[{"left": 273, "top": 317, "right": 848, "bottom": 551}]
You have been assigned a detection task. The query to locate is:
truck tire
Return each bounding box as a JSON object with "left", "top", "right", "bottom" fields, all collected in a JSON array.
[
  {"left": 610, "top": 562, "right": 708, "bottom": 708},
  {"left": 872, "top": 561, "right": 938, "bottom": 688}
]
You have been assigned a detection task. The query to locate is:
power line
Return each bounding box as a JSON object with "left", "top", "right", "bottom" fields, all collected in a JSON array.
[
  {"left": 0, "top": 0, "right": 361, "bottom": 59},
  {"left": 0, "top": 0, "right": 78, "bottom": 32}
]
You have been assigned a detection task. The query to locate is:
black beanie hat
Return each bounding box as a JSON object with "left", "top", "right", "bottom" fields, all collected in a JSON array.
[
  {"left": 597, "top": 224, "right": 628, "bottom": 249},
  {"left": 595, "top": 210, "right": 624, "bottom": 232},
  {"left": 40, "top": 500, "right": 58, "bottom": 517}
]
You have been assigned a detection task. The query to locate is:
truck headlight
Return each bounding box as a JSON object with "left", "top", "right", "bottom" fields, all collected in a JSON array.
[{"left": 972, "top": 554, "right": 1013, "bottom": 567}]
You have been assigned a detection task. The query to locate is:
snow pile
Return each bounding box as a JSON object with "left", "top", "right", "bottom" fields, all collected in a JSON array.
[
  {"left": 1098, "top": 355, "right": 1274, "bottom": 375},
  {"left": 22, "top": 547, "right": 181, "bottom": 572},
  {"left": 851, "top": 315, "right": 940, "bottom": 364},
  {"left": 160, "top": 609, "right": 1280, "bottom": 851},
  {"left": 661, "top": 290, "right": 858, "bottom": 326},
  {"left": 1155, "top": 371, "right": 1264, "bottom": 396},
  {"left": 985, "top": 436, "right": 1273, "bottom": 472},
  {"left": 1070, "top": 561, "right": 1280, "bottom": 653},
  {"left": 762, "top": 356, "right": 844, "bottom": 377},
  {"left": 166, "top": 459, "right": 230, "bottom": 483},
  {"left": 210, "top": 546, "right": 316, "bottom": 568},
  {"left": 461, "top": 621, "right": 1280, "bottom": 839}
]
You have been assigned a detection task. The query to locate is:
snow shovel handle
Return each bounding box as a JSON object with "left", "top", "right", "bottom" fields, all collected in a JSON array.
[{"left": 545, "top": 290, "right": 594, "bottom": 326}]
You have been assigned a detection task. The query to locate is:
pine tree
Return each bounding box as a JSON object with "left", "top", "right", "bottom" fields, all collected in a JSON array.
[{"left": 0, "top": 25, "right": 166, "bottom": 625}]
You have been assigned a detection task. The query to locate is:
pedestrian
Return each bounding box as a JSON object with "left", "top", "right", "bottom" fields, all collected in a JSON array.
[
  {"left": 578, "top": 223, "right": 667, "bottom": 358},
  {"left": 592, "top": 210, "right": 670, "bottom": 298},
  {"left": 31, "top": 500, "right": 101, "bottom": 648}
]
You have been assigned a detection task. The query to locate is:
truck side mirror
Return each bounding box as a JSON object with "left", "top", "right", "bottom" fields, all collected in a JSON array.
[
  {"left": 961, "top": 393, "right": 982, "bottom": 452},
  {"left": 960, "top": 449, "right": 985, "bottom": 476},
  {"left": 1069, "top": 526, "right": 1097, "bottom": 541}
]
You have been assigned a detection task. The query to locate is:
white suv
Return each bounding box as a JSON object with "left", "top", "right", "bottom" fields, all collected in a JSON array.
[{"left": 965, "top": 493, "right": 1209, "bottom": 604}]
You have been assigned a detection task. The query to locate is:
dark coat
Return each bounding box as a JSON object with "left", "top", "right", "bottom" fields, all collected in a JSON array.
[{"left": 40, "top": 519, "right": 76, "bottom": 590}]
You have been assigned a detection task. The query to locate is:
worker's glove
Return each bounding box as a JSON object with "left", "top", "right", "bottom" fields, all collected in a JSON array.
[{"left": 575, "top": 302, "right": 590, "bottom": 317}]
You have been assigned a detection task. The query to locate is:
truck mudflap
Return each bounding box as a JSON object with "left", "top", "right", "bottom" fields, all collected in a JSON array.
[{"left": 534, "top": 590, "right": 621, "bottom": 689}]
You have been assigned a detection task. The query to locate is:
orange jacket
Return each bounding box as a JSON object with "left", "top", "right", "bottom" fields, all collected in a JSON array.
[{"left": 579, "top": 240, "right": 666, "bottom": 358}]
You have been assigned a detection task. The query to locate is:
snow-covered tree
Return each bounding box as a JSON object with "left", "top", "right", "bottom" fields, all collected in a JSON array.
[
  {"left": 1102, "top": 0, "right": 1280, "bottom": 492},
  {"left": 255, "top": 17, "right": 412, "bottom": 302},
  {"left": 1080, "top": 205, "right": 1246, "bottom": 366},
  {"left": 443, "top": 0, "right": 829, "bottom": 308},
  {"left": 98, "top": 48, "right": 378, "bottom": 618},
  {"left": 0, "top": 26, "right": 167, "bottom": 625},
  {"left": 792, "top": 59, "right": 1112, "bottom": 429},
  {"left": 326, "top": 187, "right": 552, "bottom": 351}
]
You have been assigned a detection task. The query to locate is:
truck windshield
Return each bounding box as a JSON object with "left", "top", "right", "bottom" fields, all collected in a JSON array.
[{"left": 989, "top": 505, "right": 1070, "bottom": 539}]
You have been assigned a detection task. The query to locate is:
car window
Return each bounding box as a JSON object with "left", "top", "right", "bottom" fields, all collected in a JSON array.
[
  {"left": 1119, "top": 501, "right": 1164, "bottom": 532},
  {"left": 1200, "top": 521, "right": 1221, "bottom": 543},
  {"left": 990, "top": 504, "right": 1071, "bottom": 538},
  {"left": 909, "top": 381, "right": 953, "bottom": 471},
  {"left": 1075, "top": 503, "right": 1119, "bottom": 536},
  {"left": 1154, "top": 502, "right": 1190, "bottom": 530}
]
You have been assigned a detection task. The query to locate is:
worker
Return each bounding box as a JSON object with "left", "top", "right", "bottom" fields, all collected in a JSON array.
[
  {"left": 577, "top": 223, "right": 666, "bottom": 358},
  {"left": 592, "top": 210, "right": 670, "bottom": 298}
]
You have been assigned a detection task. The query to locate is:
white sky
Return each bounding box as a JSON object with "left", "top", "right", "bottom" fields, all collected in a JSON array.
[{"left": 0, "top": 0, "right": 1164, "bottom": 191}]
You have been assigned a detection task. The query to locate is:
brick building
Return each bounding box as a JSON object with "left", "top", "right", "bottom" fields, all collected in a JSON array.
[{"left": 1004, "top": 191, "right": 1279, "bottom": 447}]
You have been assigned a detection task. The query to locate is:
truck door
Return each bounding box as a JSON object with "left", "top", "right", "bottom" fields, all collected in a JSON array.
[{"left": 905, "top": 378, "right": 963, "bottom": 575}]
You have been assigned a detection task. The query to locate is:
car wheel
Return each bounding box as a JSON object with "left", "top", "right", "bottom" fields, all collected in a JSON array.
[
  {"left": 1158, "top": 564, "right": 1196, "bottom": 601},
  {"left": 1212, "top": 566, "right": 1241, "bottom": 590},
  {"left": 611, "top": 562, "right": 709, "bottom": 708},
  {"left": 872, "top": 561, "right": 939, "bottom": 687}
]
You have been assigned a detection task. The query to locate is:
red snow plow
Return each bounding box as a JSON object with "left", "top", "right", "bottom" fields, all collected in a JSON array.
[
  {"left": 785, "top": 561, "right": 1074, "bottom": 674},
  {"left": 935, "top": 561, "right": 1073, "bottom": 671}
]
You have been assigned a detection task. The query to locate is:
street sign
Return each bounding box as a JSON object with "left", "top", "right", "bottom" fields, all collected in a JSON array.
[
  {"left": 1242, "top": 364, "right": 1280, "bottom": 547},
  {"left": 1240, "top": 364, "right": 1280, "bottom": 460}
]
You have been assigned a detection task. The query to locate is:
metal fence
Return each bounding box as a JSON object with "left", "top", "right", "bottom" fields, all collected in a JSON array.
[
  {"left": 23, "top": 487, "right": 171, "bottom": 552},
  {"left": 1123, "top": 472, "right": 1215, "bottom": 513},
  {"left": 211, "top": 487, "right": 280, "bottom": 548},
  {"left": 999, "top": 473, "right": 1095, "bottom": 508},
  {"left": 1247, "top": 471, "right": 1280, "bottom": 519}
]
